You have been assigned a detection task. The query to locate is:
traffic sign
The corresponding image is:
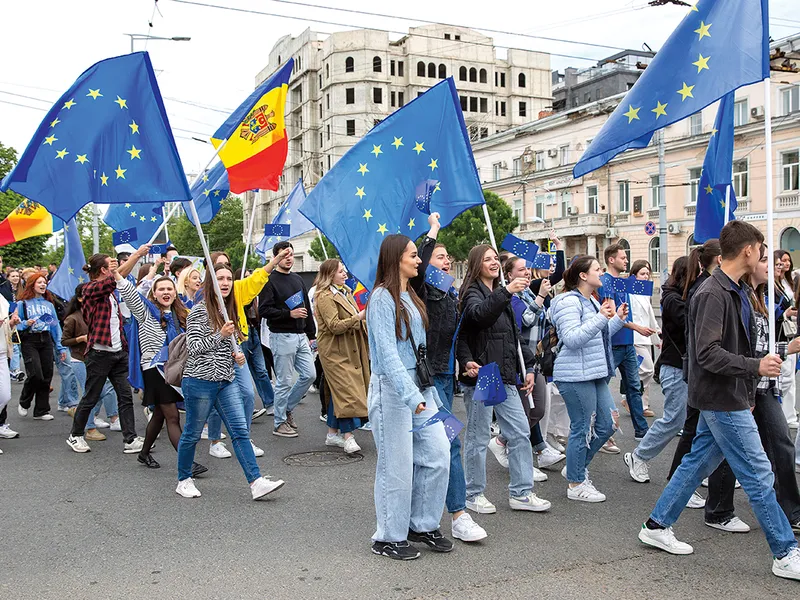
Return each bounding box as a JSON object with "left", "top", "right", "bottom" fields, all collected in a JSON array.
[{"left": 644, "top": 221, "right": 657, "bottom": 236}]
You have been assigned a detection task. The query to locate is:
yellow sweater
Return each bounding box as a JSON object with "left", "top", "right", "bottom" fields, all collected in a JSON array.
[{"left": 233, "top": 267, "right": 269, "bottom": 338}]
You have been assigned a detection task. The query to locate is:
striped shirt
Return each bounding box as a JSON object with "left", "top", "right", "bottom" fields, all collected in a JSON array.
[
  {"left": 184, "top": 301, "right": 235, "bottom": 382},
  {"left": 117, "top": 278, "right": 168, "bottom": 369}
]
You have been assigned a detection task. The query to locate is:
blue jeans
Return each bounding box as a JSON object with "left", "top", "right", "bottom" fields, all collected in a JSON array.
[
  {"left": 178, "top": 377, "right": 260, "bottom": 483},
  {"left": 368, "top": 373, "right": 450, "bottom": 542},
  {"left": 326, "top": 397, "right": 361, "bottom": 434},
  {"left": 242, "top": 329, "right": 274, "bottom": 409},
  {"left": 651, "top": 409, "right": 797, "bottom": 559},
  {"left": 207, "top": 361, "right": 256, "bottom": 440},
  {"left": 434, "top": 373, "right": 466, "bottom": 514},
  {"left": 635, "top": 365, "right": 687, "bottom": 463},
  {"left": 55, "top": 348, "right": 80, "bottom": 409},
  {"left": 271, "top": 332, "right": 315, "bottom": 428},
  {"left": 72, "top": 360, "right": 118, "bottom": 430},
  {"left": 10, "top": 343, "right": 21, "bottom": 372},
  {"left": 612, "top": 344, "right": 649, "bottom": 437},
  {"left": 557, "top": 379, "right": 617, "bottom": 483},
  {"left": 463, "top": 383, "right": 534, "bottom": 499}
]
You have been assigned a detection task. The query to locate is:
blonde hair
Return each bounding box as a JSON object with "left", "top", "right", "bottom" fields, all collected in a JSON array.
[
  {"left": 313, "top": 259, "right": 341, "bottom": 294},
  {"left": 177, "top": 267, "right": 201, "bottom": 296}
]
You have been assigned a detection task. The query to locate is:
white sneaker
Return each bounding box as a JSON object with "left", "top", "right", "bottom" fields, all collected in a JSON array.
[
  {"left": 109, "top": 419, "right": 121, "bottom": 432},
  {"left": 705, "top": 516, "right": 751, "bottom": 533},
  {"left": 343, "top": 436, "right": 361, "bottom": 454},
  {"left": 533, "top": 467, "right": 548, "bottom": 482},
  {"left": 638, "top": 524, "right": 694, "bottom": 555},
  {"left": 33, "top": 413, "right": 54, "bottom": 421},
  {"left": 320, "top": 414, "right": 328, "bottom": 422},
  {"left": 201, "top": 425, "right": 209, "bottom": 440},
  {"left": 143, "top": 406, "right": 152, "bottom": 422},
  {"left": 94, "top": 418, "right": 110, "bottom": 429},
  {"left": 176, "top": 478, "right": 201, "bottom": 498},
  {"left": 17, "top": 405, "right": 27, "bottom": 417},
  {"left": 66, "top": 435, "right": 91, "bottom": 453},
  {"left": 266, "top": 406, "right": 275, "bottom": 416},
  {"left": 567, "top": 480, "right": 606, "bottom": 503},
  {"left": 490, "top": 421, "right": 500, "bottom": 437},
  {"left": 0, "top": 447, "right": 3, "bottom": 454},
  {"left": 250, "top": 440, "right": 265, "bottom": 457},
  {"left": 547, "top": 434, "right": 565, "bottom": 453},
  {"left": 57, "top": 405, "right": 69, "bottom": 412},
  {"left": 123, "top": 437, "right": 144, "bottom": 454},
  {"left": 0, "top": 424, "right": 19, "bottom": 439},
  {"left": 252, "top": 408, "right": 268, "bottom": 420},
  {"left": 451, "top": 513, "right": 487, "bottom": 542},
  {"left": 509, "top": 491, "right": 551, "bottom": 512},
  {"left": 209, "top": 441, "right": 232, "bottom": 459},
  {"left": 773, "top": 547, "right": 800, "bottom": 580},
  {"left": 686, "top": 491, "right": 706, "bottom": 509},
  {"left": 537, "top": 446, "right": 566, "bottom": 469},
  {"left": 358, "top": 422, "right": 372, "bottom": 431},
  {"left": 325, "top": 433, "right": 345, "bottom": 448},
  {"left": 466, "top": 493, "right": 497, "bottom": 514},
  {"left": 624, "top": 452, "right": 650, "bottom": 483},
  {"left": 488, "top": 436, "right": 509, "bottom": 468},
  {"left": 250, "top": 476, "right": 285, "bottom": 500}
]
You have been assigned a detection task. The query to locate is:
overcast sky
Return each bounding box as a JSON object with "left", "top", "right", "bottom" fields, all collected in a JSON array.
[{"left": 1, "top": 0, "right": 797, "bottom": 175}]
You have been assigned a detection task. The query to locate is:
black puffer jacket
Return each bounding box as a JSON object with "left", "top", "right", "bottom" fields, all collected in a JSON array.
[
  {"left": 456, "top": 280, "right": 535, "bottom": 387},
  {"left": 659, "top": 283, "right": 686, "bottom": 369}
]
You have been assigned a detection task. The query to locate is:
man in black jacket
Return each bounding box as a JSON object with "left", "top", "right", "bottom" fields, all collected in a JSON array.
[{"left": 638, "top": 221, "right": 800, "bottom": 581}]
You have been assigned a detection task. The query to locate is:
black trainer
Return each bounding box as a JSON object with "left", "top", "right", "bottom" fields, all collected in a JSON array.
[
  {"left": 192, "top": 462, "right": 209, "bottom": 477},
  {"left": 408, "top": 529, "right": 454, "bottom": 553},
  {"left": 371, "top": 540, "right": 421, "bottom": 561}
]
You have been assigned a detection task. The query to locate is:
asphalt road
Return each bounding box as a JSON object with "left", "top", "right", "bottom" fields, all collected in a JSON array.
[{"left": 2, "top": 376, "right": 799, "bottom": 600}]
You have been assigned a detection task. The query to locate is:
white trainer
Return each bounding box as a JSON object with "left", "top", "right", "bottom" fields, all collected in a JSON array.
[
  {"left": 250, "top": 440, "right": 265, "bottom": 457},
  {"left": 176, "top": 478, "right": 201, "bottom": 498},
  {"left": 466, "top": 493, "right": 497, "bottom": 514},
  {"left": 109, "top": 419, "right": 122, "bottom": 432},
  {"left": 0, "top": 424, "right": 19, "bottom": 439},
  {"left": 509, "top": 492, "right": 551, "bottom": 512},
  {"left": 123, "top": 437, "right": 144, "bottom": 454},
  {"left": 686, "top": 491, "right": 706, "bottom": 509},
  {"left": 773, "top": 547, "right": 800, "bottom": 581},
  {"left": 325, "top": 433, "right": 345, "bottom": 448},
  {"left": 201, "top": 425, "right": 210, "bottom": 440},
  {"left": 488, "top": 436, "right": 509, "bottom": 468},
  {"left": 451, "top": 513, "right": 487, "bottom": 542},
  {"left": 343, "top": 436, "right": 361, "bottom": 454},
  {"left": 638, "top": 524, "right": 694, "bottom": 555},
  {"left": 567, "top": 480, "right": 606, "bottom": 503},
  {"left": 209, "top": 441, "right": 232, "bottom": 459},
  {"left": 66, "top": 435, "right": 91, "bottom": 453},
  {"left": 624, "top": 452, "right": 651, "bottom": 483},
  {"left": 33, "top": 413, "right": 54, "bottom": 421},
  {"left": 250, "top": 476, "right": 285, "bottom": 500},
  {"left": 537, "top": 446, "right": 566, "bottom": 469},
  {"left": 533, "top": 467, "right": 548, "bottom": 482},
  {"left": 94, "top": 418, "right": 110, "bottom": 429},
  {"left": 705, "top": 516, "right": 751, "bottom": 533},
  {"left": 17, "top": 405, "right": 27, "bottom": 417}
]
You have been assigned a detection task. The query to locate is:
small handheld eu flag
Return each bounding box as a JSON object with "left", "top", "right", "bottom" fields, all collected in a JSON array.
[
  {"left": 264, "top": 224, "right": 291, "bottom": 238},
  {"left": 501, "top": 234, "right": 539, "bottom": 264},
  {"left": 425, "top": 264, "right": 455, "bottom": 293},
  {"left": 285, "top": 290, "right": 304, "bottom": 310},
  {"left": 473, "top": 363, "right": 506, "bottom": 406},
  {"left": 112, "top": 227, "right": 138, "bottom": 246}
]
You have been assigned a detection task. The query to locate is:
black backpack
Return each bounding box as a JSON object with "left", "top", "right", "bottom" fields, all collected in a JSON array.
[{"left": 535, "top": 324, "right": 560, "bottom": 377}]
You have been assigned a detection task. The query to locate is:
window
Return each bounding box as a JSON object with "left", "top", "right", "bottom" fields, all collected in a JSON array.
[
  {"left": 398, "top": 92, "right": 405, "bottom": 107},
  {"left": 733, "top": 99, "right": 749, "bottom": 127},
  {"left": 492, "top": 162, "right": 502, "bottom": 181},
  {"left": 619, "top": 238, "right": 632, "bottom": 264},
  {"left": 518, "top": 73, "right": 526, "bottom": 88},
  {"left": 469, "top": 97, "right": 477, "bottom": 112},
  {"left": 326, "top": 124, "right": 330, "bottom": 140},
  {"left": 560, "top": 191, "right": 572, "bottom": 218},
  {"left": 512, "top": 157, "right": 521, "bottom": 176},
  {"left": 326, "top": 93, "right": 330, "bottom": 109},
  {"left": 469, "top": 67, "right": 477, "bottom": 83},
  {"left": 417, "top": 61, "right": 425, "bottom": 77},
  {"left": 689, "top": 112, "right": 703, "bottom": 136},
  {"left": 427, "top": 63, "right": 436, "bottom": 78},
  {"left": 459, "top": 66, "right": 467, "bottom": 81},
  {"left": 559, "top": 145, "right": 569, "bottom": 166},
  {"left": 535, "top": 195, "right": 545, "bottom": 220},
  {"left": 626, "top": 82, "right": 634, "bottom": 91},
  {"left": 535, "top": 151, "right": 544, "bottom": 171},
  {"left": 318, "top": 74, "right": 322, "bottom": 89},
  {"left": 783, "top": 151, "right": 800, "bottom": 192},
  {"left": 650, "top": 174, "right": 661, "bottom": 208},
  {"left": 325, "top": 63, "right": 329, "bottom": 79},
  {"left": 513, "top": 198, "right": 523, "bottom": 222},
  {"left": 373, "top": 56, "right": 382, "bottom": 73},
  {"left": 345, "top": 88, "right": 355, "bottom": 104},
  {"left": 649, "top": 237, "right": 660, "bottom": 274},
  {"left": 479, "top": 68, "right": 487, "bottom": 84},
  {"left": 327, "top": 155, "right": 331, "bottom": 170},
  {"left": 584, "top": 92, "right": 591, "bottom": 104},
  {"left": 495, "top": 100, "right": 498, "bottom": 115},
  {"left": 346, "top": 120, "right": 355, "bottom": 136},
  {"left": 586, "top": 185, "right": 599, "bottom": 214},
  {"left": 460, "top": 96, "right": 467, "bottom": 111},
  {"left": 417, "top": 91, "right": 424, "bottom": 98},
  {"left": 319, "top": 162, "right": 323, "bottom": 177},
  {"left": 469, "top": 125, "right": 478, "bottom": 141},
  {"left": 480, "top": 127, "right": 488, "bottom": 139},
  {"left": 438, "top": 64, "right": 446, "bottom": 79},
  {"left": 618, "top": 181, "right": 630, "bottom": 212},
  {"left": 391, "top": 91, "right": 396, "bottom": 107},
  {"left": 500, "top": 73, "right": 506, "bottom": 87},
  {"left": 519, "top": 101, "right": 527, "bottom": 117},
  {"left": 319, "top": 132, "right": 322, "bottom": 146},
  {"left": 454, "top": 34, "right": 461, "bottom": 41},
  {"left": 495, "top": 72, "right": 498, "bottom": 86},
  {"left": 398, "top": 61, "right": 404, "bottom": 76},
  {"left": 373, "top": 119, "right": 382, "bottom": 128},
  {"left": 689, "top": 167, "right": 702, "bottom": 203},
  {"left": 345, "top": 57, "right": 354, "bottom": 73},
  {"left": 390, "top": 60, "right": 395, "bottom": 76},
  {"left": 373, "top": 87, "right": 382, "bottom": 104},
  {"left": 733, "top": 159, "right": 749, "bottom": 198},
  {"left": 479, "top": 98, "right": 487, "bottom": 113},
  {"left": 781, "top": 86, "right": 800, "bottom": 115},
  {"left": 444, "top": 33, "right": 451, "bottom": 40},
  {"left": 500, "top": 101, "right": 506, "bottom": 117}
]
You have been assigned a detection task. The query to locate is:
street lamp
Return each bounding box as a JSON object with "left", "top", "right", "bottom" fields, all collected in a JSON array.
[{"left": 125, "top": 34, "right": 191, "bottom": 53}]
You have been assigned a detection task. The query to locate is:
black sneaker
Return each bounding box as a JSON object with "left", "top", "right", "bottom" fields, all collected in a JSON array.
[
  {"left": 371, "top": 540, "right": 421, "bottom": 561},
  {"left": 192, "top": 462, "right": 209, "bottom": 477},
  {"left": 408, "top": 529, "right": 455, "bottom": 553}
]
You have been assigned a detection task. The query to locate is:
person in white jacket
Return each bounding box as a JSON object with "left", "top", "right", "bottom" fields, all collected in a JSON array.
[
  {"left": 628, "top": 260, "right": 660, "bottom": 418},
  {"left": 0, "top": 295, "right": 21, "bottom": 451}
]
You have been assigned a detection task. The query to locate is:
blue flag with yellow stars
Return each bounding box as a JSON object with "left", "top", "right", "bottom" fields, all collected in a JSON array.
[
  {"left": 104, "top": 201, "right": 164, "bottom": 245},
  {"left": 256, "top": 178, "right": 315, "bottom": 253},
  {"left": 184, "top": 160, "right": 230, "bottom": 225},
  {"left": 573, "top": 0, "right": 769, "bottom": 178},
  {"left": 0, "top": 52, "right": 191, "bottom": 221},
  {"left": 49, "top": 219, "right": 86, "bottom": 301},
  {"left": 299, "top": 78, "right": 483, "bottom": 291},
  {"left": 694, "top": 93, "right": 738, "bottom": 243}
]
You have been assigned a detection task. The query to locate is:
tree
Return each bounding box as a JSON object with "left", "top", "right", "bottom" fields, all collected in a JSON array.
[
  {"left": 308, "top": 234, "right": 339, "bottom": 262},
  {"left": 436, "top": 190, "right": 519, "bottom": 261}
]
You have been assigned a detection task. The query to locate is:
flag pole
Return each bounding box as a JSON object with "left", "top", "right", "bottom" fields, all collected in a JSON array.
[
  {"left": 724, "top": 184, "right": 731, "bottom": 226},
  {"left": 240, "top": 192, "right": 259, "bottom": 279},
  {"left": 764, "top": 76, "right": 776, "bottom": 353},
  {"left": 316, "top": 230, "right": 329, "bottom": 260},
  {"left": 147, "top": 202, "right": 182, "bottom": 245},
  {"left": 480, "top": 203, "right": 535, "bottom": 408}
]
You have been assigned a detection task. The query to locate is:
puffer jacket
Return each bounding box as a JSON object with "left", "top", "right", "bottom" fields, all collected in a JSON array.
[{"left": 550, "top": 290, "right": 624, "bottom": 382}]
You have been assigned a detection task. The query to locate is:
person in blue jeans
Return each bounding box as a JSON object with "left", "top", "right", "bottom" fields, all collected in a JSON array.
[
  {"left": 598, "top": 243, "right": 650, "bottom": 440},
  {"left": 638, "top": 221, "right": 800, "bottom": 581},
  {"left": 55, "top": 343, "right": 80, "bottom": 411}
]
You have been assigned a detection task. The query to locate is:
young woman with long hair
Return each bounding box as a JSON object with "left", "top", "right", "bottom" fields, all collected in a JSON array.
[
  {"left": 772, "top": 250, "right": 798, "bottom": 428},
  {"left": 683, "top": 239, "right": 721, "bottom": 301},
  {"left": 367, "top": 234, "right": 452, "bottom": 560},
  {"left": 0, "top": 292, "right": 20, "bottom": 450},
  {"left": 627, "top": 260, "right": 660, "bottom": 417},
  {"left": 15, "top": 272, "right": 68, "bottom": 420},
  {"left": 6, "top": 269, "right": 23, "bottom": 382},
  {"left": 549, "top": 255, "right": 627, "bottom": 502},
  {"left": 176, "top": 267, "right": 202, "bottom": 309},
  {"left": 457, "top": 245, "right": 550, "bottom": 515},
  {"left": 175, "top": 262, "right": 284, "bottom": 500}
]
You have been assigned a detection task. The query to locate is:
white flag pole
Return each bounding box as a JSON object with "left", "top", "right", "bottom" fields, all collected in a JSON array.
[
  {"left": 317, "top": 230, "right": 329, "bottom": 260},
  {"left": 147, "top": 202, "right": 182, "bottom": 245},
  {"left": 724, "top": 184, "right": 732, "bottom": 226},
  {"left": 240, "top": 192, "right": 259, "bottom": 279},
  {"left": 764, "top": 76, "right": 776, "bottom": 354}
]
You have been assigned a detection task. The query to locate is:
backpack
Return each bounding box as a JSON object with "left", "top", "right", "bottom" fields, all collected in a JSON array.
[
  {"left": 163, "top": 333, "right": 188, "bottom": 387},
  {"left": 535, "top": 324, "right": 560, "bottom": 377}
]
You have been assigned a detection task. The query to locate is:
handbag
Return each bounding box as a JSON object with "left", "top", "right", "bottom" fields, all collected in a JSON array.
[
  {"left": 406, "top": 321, "right": 434, "bottom": 390},
  {"left": 163, "top": 333, "right": 188, "bottom": 387},
  {"left": 782, "top": 318, "right": 798, "bottom": 339}
]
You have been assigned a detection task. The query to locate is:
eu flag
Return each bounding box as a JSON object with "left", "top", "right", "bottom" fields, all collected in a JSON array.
[
  {"left": 299, "top": 78, "right": 484, "bottom": 290},
  {"left": 104, "top": 201, "right": 163, "bottom": 245},
  {"left": 501, "top": 234, "right": 539, "bottom": 263},
  {"left": 473, "top": 362, "right": 506, "bottom": 406},
  {"left": 184, "top": 161, "right": 230, "bottom": 225},
  {"left": 573, "top": 0, "right": 769, "bottom": 178},
  {"left": 49, "top": 219, "right": 87, "bottom": 301},
  {"left": 694, "top": 93, "right": 738, "bottom": 243},
  {"left": 0, "top": 52, "right": 191, "bottom": 220}
]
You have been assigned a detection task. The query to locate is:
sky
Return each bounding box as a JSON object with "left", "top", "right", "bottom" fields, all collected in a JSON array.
[{"left": 1, "top": 0, "right": 797, "bottom": 175}]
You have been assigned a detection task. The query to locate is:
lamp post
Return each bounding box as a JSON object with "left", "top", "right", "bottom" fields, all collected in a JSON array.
[{"left": 125, "top": 34, "right": 191, "bottom": 53}]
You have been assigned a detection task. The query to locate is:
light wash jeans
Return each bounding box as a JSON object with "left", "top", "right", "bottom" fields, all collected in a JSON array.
[
  {"left": 463, "top": 383, "right": 534, "bottom": 499},
  {"left": 9, "top": 343, "right": 21, "bottom": 373},
  {"left": 369, "top": 373, "right": 450, "bottom": 542},
  {"left": 55, "top": 347, "right": 80, "bottom": 409},
  {"left": 612, "top": 344, "right": 649, "bottom": 437},
  {"left": 72, "top": 360, "right": 118, "bottom": 430},
  {"left": 271, "top": 332, "right": 315, "bottom": 428},
  {"left": 433, "top": 374, "right": 466, "bottom": 514},
  {"left": 178, "top": 377, "right": 260, "bottom": 483},
  {"left": 242, "top": 329, "right": 274, "bottom": 409},
  {"left": 651, "top": 409, "right": 797, "bottom": 560},
  {"left": 208, "top": 361, "right": 255, "bottom": 440},
  {"left": 0, "top": 351, "right": 10, "bottom": 415},
  {"left": 634, "top": 365, "right": 687, "bottom": 463},
  {"left": 556, "top": 378, "right": 617, "bottom": 483}
]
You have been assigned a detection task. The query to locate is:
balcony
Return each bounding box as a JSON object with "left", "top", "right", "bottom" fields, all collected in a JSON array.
[
  {"left": 778, "top": 192, "right": 800, "bottom": 210},
  {"left": 613, "top": 213, "right": 630, "bottom": 225},
  {"left": 685, "top": 205, "right": 696, "bottom": 217},
  {"left": 518, "top": 214, "right": 607, "bottom": 238}
]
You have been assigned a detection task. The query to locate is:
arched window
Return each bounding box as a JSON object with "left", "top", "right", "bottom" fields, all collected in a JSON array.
[
  {"left": 438, "top": 64, "right": 446, "bottom": 79},
  {"left": 469, "top": 67, "right": 477, "bottom": 82},
  {"left": 417, "top": 61, "right": 426, "bottom": 77},
  {"left": 459, "top": 66, "right": 467, "bottom": 81},
  {"left": 373, "top": 56, "right": 382, "bottom": 73},
  {"left": 649, "top": 237, "right": 660, "bottom": 274},
  {"left": 687, "top": 234, "right": 701, "bottom": 253},
  {"left": 278, "top": 55, "right": 281, "bottom": 64},
  {"left": 518, "top": 73, "right": 526, "bottom": 88},
  {"left": 479, "top": 68, "right": 487, "bottom": 83},
  {"left": 345, "top": 56, "right": 354, "bottom": 73},
  {"left": 325, "top": 63, "right": 329, "bottom": 79},
  {"left": 427, "top": 62, "right": 436, "bottom": 78},
  {"left": 618, "top": 238, "right": 631, "bottom": 265},
  {"left": 780, "top": 227, "right": 800, "bottom": 268}
]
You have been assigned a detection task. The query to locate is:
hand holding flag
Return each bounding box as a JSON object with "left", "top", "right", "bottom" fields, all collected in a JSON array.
[{"left": 473, "top": 363, "right": 506, "bottom": 406}]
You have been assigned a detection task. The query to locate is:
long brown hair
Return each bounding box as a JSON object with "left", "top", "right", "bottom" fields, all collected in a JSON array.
[
  {"left": 147, "top": 276, "right": 188, "bottom": 330},
  {"left": 743, "top": 244, "right": 768, "bottom": 316},
  {"left": 562, "top": 255, "right": 597, "bottom": 292},
  {"left": 371, "top": 234, "right": 427, "bottom": 340},
  {"left": 84, "top": 253, "right": 110, "bottom": 280},
  {"left": 683, "top": 239, "right": 721, "bottom": 299},
  {"left": 17, "top": 273, "right": 55, "bottom": 302},
  {"left": 459, "top": 244, "right": 499, "bottom": 308},
  {"left": 314, "top": 259, "right": 341, "bottom": 295},
  {"left": 203, "top": 263, "right": 241, "bottom": 337}
]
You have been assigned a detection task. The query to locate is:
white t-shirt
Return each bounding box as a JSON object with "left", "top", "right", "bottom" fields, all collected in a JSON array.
[{"left": 93, "top": 294, "right": 123, "bottom": 352}]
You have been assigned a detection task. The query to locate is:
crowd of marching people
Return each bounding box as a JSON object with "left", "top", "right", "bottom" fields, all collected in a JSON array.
[{"left": 3, "top": 218, "right": 800, "bottom": 578}]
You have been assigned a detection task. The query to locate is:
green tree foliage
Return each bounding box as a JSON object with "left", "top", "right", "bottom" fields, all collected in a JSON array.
[
  {"left": 436, "top": 190, "right": 518, "bottom": 261},
  {"left": 308, "top": 234, "right": 339, "bottom": 262}
]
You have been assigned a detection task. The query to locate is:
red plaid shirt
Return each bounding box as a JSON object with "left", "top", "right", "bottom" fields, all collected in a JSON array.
[{"left": 81, "top": 275, "right": 127, "bottom": 353}]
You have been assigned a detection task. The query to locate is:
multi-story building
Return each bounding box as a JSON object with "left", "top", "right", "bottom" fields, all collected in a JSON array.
[
  {"left": 244, "top": 24, "right": 551, "bottom": 272},
  {"left": 473, "top": 33, "right": 800, "bottom": 286}
]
